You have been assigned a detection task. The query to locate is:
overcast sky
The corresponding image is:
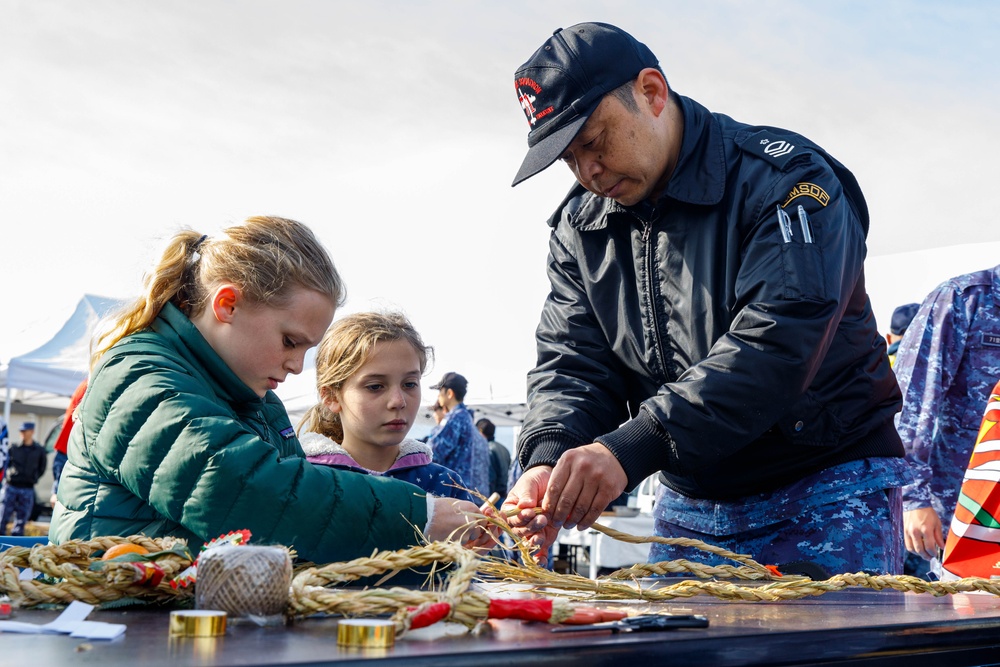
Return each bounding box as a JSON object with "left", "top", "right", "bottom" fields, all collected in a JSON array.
[{"left": 2, "top": 0, "right": 998, "bottom": 404}]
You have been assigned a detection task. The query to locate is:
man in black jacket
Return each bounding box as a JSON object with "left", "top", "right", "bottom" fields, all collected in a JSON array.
[
  {"left": 0, "top": 421, "right": 47, "bottom": 535},
  {"left": 504, "top": 22, "right": 911, "bottom": 576}
]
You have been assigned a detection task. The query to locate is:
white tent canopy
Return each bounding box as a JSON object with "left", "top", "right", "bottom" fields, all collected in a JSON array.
[{"left": 2, "top": 294, "right": 126, "bottom": 430}]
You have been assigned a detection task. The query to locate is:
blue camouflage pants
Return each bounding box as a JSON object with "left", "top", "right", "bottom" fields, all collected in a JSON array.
[
  {"left": 648, "top": 487, "right": 904, "bottom": 577},
  {"left": 51, "top": 450, "right": 68, "bottom": 497},
  {"left": 0, "top": 484, "right": 36, "bottom": 536}
]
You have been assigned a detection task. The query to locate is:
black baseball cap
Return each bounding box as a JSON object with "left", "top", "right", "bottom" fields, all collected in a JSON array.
[
  {"left": 430, "top": 372, "right": 468, "bottom": 394},
  {"left": 890, "top": 303, "right": 920, "bottom": 335},
  {"left": 511, "top": 22, "right": 659, "bottom": 186}
]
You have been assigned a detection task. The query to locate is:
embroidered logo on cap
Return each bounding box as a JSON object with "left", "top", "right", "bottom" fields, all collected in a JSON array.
[
  {"left": 515, "top": 77, "right": 554, "bottom": 127},
  {"left": 782, "top": 182, "right": 830, "bottom": 208}
]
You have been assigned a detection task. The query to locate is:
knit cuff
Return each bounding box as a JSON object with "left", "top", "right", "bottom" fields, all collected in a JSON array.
[
  {"left": 423, "top": 493, "right": 437, "bottom": 535},
  {"left": 595, "top": 410, "right": 674, "bottom": 490},
  {"left": 520, "top": 430, "right": 583, "bottom": 471}
]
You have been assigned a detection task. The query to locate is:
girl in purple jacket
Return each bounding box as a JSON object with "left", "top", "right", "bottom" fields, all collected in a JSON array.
[{"left": 300, "top": 312, "right": 476, "bottom": 503}]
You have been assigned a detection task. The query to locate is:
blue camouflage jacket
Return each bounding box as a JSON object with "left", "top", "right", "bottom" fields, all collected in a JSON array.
[
  {"left": 894, "top": 264, "right": 1000, "bottom": 525},
  {"left": 427, "top": 403, "right": 490, "bottom": 498}
]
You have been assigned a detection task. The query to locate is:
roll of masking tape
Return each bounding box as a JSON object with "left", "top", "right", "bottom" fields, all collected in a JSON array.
[
  {"left": 169, "top": 610, "right": 228, "bottom": 637},
  {"left": 337, "top": 619, "right": 395, "bottom": 648}
]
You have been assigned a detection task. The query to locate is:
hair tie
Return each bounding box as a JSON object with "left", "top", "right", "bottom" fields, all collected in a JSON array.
[{"left": 189, "top": 234, "right": 208, "bottom": 265}]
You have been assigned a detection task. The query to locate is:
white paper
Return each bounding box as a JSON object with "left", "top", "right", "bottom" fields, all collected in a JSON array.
[
  {"left": 41, "top": 601, "right": 94, "bottom": 633},
  {"left": 0, "top": 621, "right": 45, "bottom": 634},
  {"left": 69, "top": 621, "right": 126, "bottom": 639},
  {"left": 0, "top": 600, "right": 126, "bottom": 639}
]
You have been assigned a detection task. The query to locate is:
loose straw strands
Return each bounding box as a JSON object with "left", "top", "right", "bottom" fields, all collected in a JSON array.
[
  {"left": 480, "top": 503, "right": 1000, "bottom": 601},
  {"left": 493, "top": 504, "right": 773, "bottom": 579}
]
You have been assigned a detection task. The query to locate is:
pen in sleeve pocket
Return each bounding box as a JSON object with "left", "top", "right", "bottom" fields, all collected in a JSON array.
[
  {"left": 776, "top": 205, "right": 793, "bottom": 243},
  {"left": 797, "top": 205, "right": 814, "bottom": 243}
]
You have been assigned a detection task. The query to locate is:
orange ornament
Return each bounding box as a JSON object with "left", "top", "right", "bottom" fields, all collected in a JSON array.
[{"left": 102, "top": 543, "right": 151, "bottom": 560}]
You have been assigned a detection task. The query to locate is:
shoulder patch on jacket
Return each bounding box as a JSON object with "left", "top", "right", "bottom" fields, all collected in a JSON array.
[
  {"left": 782, "top": 182, "right": 830, "bottom": 208},
  {"left": 738, "top": 130, "right": 804, "bottom": 171}
]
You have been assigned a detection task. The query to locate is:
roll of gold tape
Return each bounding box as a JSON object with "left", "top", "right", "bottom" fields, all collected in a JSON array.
[
  {"left": 337, "top": 619, "right": 395, "bottom": 648},
  {"left": 169, "top": 610, "right": 228, "bottom": 637}
]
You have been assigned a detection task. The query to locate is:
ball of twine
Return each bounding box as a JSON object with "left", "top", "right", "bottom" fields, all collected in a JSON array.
[{"left": 196, "top": 545, "right": 291, "bottom": 619}]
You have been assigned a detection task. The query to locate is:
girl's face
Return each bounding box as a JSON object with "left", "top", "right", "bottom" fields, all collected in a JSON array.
[
  {"left": 324, "top": 338, "right": 422, "bottom": 470},
  {"left": 196, "top": 285, "right": 336, "bottom": 398}
]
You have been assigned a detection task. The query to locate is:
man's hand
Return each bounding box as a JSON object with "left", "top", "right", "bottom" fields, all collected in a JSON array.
[
  {"left": 546, "top": 443, "right": 627, "bottom": 531},
  {"left": 904, "top": 506, "right": 945, "bottom": 560},
  {"left": 503, "top": 466, "right": 559, "bottom": 559}
]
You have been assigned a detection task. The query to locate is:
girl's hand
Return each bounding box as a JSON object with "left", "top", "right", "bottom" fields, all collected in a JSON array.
[{"left": 427, "top": 498, "right": 498, "bottom": 550}]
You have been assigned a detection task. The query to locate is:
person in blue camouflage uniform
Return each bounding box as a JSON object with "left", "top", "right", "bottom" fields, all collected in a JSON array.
[
  {"left": 886, "top": 303, "right": 920, "bottom": 369},
  {"left": 428, "top": 372, "right": 490, "bottom": 498},
  {"left": 893, "top": 264, "right": 1000, "bottom": 576},
  {"left": 649, "top": 460, "right": 907, "bottom": 576}
]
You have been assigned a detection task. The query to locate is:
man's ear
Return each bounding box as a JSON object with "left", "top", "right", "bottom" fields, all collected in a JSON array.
[
  {"left": 210, "top": 284, "right": 242, "bottom": 324},
  {"left": 636, "top": 67, "right": 669, "bottom": 116}
]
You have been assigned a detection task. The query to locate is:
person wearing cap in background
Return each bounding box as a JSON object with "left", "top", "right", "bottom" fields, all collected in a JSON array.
[
  {"left": 0, "top": 417, "right": 8, "bottom": 485},
  {"left": 503, "top": 22, "right": 911, "bottom": 576},
  {"left": 893, "top": 264, "right": 1000, "bottom": 578},
  {"left": 0, "top": 421, "right": 47, "bottom": 535},
  {"left": 886, "top": 303, "right": 919, "bottom": 368},
  {"left": 428, "top": 372, "right": 490, "bottom": 498},
  {"left": 477, "top": 418, "right": 512, "bottom": 498}
]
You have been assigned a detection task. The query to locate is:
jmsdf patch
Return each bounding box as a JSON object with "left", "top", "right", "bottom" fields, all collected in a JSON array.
[{"left": 782, "top": 183, "right": 830, "bottom": 208}]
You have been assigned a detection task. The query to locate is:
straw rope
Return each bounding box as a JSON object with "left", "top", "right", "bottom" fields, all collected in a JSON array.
[{"left": 8, "top": 512, "right": 1000, "bottom": 636}]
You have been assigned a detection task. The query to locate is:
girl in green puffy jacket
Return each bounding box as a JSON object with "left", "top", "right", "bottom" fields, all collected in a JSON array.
[{"left": 50, "top": 216, "right": 492, "bottom": 561}]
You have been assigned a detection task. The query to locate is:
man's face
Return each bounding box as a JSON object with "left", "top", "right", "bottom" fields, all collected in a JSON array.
[
  {"left": 438, "top": 386, "right": 463, "bottom": 410},
  {"left": 19, "top": 428, "right": 34, "bottom": 443},
  {"left": 559, "top": 85, "right": 672, "bottom": 206}
]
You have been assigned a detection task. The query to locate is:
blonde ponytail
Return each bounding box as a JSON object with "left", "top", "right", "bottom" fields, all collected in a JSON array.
[{"left": 92, "top": 216, "right": 344, "bottom": 368}]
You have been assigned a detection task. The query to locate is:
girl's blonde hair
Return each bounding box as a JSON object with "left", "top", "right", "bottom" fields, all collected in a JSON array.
[
  {"left": 302, "top": 311, "right": 432, "bottom": 443},
  {"left": 93, "top": 215, "right": 344, "bottom": 367}
]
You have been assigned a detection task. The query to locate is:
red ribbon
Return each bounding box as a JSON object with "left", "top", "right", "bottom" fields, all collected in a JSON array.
[
  {"left": 487, "top": 598, "right": 554, "bottom": 622},
  {"left": 132, "top": 562, "right": 165, "bottom": 588},
  {"left": 407, "top": 602, "right": 452, "bottom": 629}
]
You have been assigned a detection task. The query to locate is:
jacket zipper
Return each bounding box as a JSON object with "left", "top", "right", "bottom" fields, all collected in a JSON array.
[
  {"left": 641, "top": 218, "right": 675, "bottom": 383},
  {"left": 253, "top": 410, "right": 271, "bottom": 444}
]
